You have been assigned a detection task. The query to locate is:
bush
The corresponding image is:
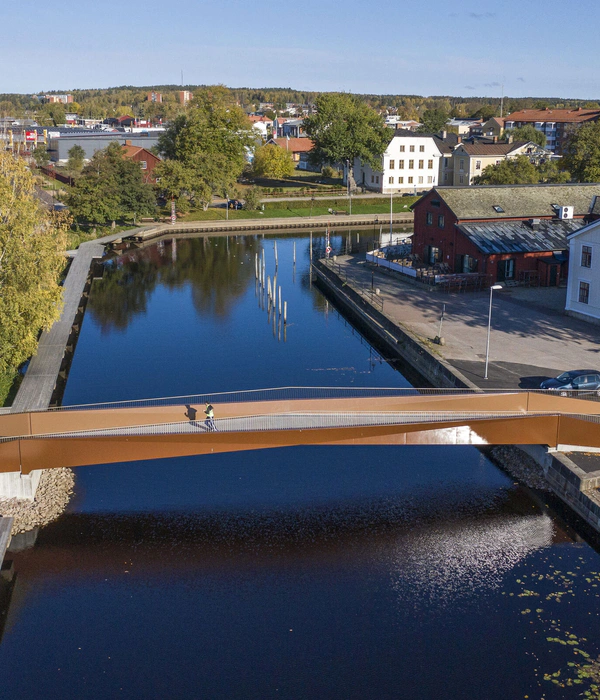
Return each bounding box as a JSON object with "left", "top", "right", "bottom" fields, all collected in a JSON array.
[
  {"left": 243, "top": 186, "right": 262, "bottom": 211},
  {"left": 322, "top": 165, "right": 337, "bottom": 178}
]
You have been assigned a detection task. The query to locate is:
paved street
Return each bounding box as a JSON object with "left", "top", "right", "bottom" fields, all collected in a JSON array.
[{"left": 333, "top": 255, "right": 600, "bottom": 391}]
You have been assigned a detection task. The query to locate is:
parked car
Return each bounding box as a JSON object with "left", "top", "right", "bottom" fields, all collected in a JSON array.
[{"left": 540, "top": 370, "right": 600, "bottom": 396}]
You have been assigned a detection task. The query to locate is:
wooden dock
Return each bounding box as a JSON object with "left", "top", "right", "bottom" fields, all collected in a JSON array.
[{"left": 10, "top": 241, "right": 105, "bottom": 413}]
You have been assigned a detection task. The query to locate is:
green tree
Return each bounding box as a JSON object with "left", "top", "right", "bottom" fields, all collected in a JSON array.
[
  {"left": 68, "top": 142, "right": 155, "bottom": 224},
  {"left": 31, "top": 145, "right": 51, "bottom": 167},
  {"left": 0, "top": 152, "right": 67, "bottom": 377},
  {"left": 302, "top": 93, "right": 390, "bottom": 187},
  {"left": 38, "top": 103, "right": 66, "bottom": 127},
  {"left": 252, "top": 144, "right": 295, "bottom": 179},
  {"left": 471, "top": 105, "right": 497, "bottom": 121},
  {"left": 242, "top": 186, "right": 262, "bottom": 210},
  {"left": 502, "top": 124, "right": 547, "bottom": 148},
  {"left": 157, "top": 87, "right": 253, "bottom": 210},
  {"left": 563, "top": 121, "right": 600, "bottom": 182},
  {"left": 418, "top": 109, "right": 449, "bottom": 134},
  {"left": 67, "top": 144, "right": 85, "bottom": 172},
  {"left": 537, "top": 160, "right": 570, "bottom": 183},
  {"left": 474, "top": 155, "right": 540, "bottom": 185}
]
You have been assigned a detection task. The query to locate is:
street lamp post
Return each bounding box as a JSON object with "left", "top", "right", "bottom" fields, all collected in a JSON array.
[
  {"left": 346, "top": 159, "right": 352, "bottom": 215},
  {"left": 484, "top": 285, "right": 503, "bottom": 380}
]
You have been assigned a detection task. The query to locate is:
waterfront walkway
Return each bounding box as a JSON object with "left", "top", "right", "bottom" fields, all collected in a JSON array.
[{"left": 326, "top": 254, "right": 600, "bottom": 390}]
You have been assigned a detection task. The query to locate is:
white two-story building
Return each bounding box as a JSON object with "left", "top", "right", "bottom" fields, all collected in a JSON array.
[
  {"left": 566, "top": 211, "right": 600, "bottom": 325},
  {"left": 353, "top": 130, "right": 444, "bottom": 194}
]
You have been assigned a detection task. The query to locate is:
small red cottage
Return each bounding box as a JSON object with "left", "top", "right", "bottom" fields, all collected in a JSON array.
[{"left": 122, "top": 141, "right": 161, "bottom": 184}]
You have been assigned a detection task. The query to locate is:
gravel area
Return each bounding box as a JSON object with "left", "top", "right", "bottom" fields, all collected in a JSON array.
[
  {"left": 489, "top": 446, "right": 551, "bottom": 491},
  {"left": 0, "top": 468, "right": 75, "bottom": 535}
]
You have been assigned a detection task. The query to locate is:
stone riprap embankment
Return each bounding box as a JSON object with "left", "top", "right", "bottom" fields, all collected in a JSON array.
[
  {"left": 0, "top": 468, "right": 75, "bottom": 535},
  {"left": 489, "top": 446, "right": 551, "bottom": 491}
]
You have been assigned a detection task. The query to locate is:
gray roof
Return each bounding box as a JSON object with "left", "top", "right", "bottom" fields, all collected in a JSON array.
[
  {"left": 592, "top": 195, "right": 600, "bottom": 217},
  {"left": 432, "top": 184, "right": 600, "bottom": 219},
  {"left": 458, "top": 219, "right": 584, "bottom": 255}
]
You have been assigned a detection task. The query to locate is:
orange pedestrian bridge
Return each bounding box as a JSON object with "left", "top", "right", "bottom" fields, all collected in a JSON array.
[{"left": 1, "top": 387, "right": 600, "bottom": 474}]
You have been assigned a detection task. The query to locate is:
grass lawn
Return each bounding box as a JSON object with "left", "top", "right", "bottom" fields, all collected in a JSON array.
[{"left": 179, "top": 198, "right": 417, "bottom": 222}]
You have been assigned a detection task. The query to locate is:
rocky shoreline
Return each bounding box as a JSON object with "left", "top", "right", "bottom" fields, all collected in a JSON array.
[
  {"left": 488, "top": 445, "right": 551, "bottom": 491},
  {"left": 0, "top": 468, "right": 75, "bottom": 535}
]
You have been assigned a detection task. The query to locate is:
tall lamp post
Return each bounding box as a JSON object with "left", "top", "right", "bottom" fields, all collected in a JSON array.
[
  {"left": 346, "top": 159, "right": 352, "bottom": 215},
  {"left": 484, "top": 284, "right": 503, "bottom": 380}
]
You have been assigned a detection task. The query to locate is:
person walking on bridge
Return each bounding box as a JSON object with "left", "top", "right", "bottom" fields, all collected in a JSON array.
[{"left": 204, "top": 403, "right": 217, "bottom": 431}]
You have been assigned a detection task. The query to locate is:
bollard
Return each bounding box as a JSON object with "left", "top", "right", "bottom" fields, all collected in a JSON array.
[
  {"left": 293, "top": 241, "right": 296, "bottom": 265},
  {"left": 284, "top": 301, "right": 287, "bottom": 325},
  {"left": 278, "top": 286, "right": 282, "bottom": 315},
  {"left": 267, "top": 276, "right": 271, "bottom": 301}
]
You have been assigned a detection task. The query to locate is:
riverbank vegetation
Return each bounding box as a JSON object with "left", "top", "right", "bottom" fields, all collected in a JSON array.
[{"left": 0, "top": 152, "right": 69, "bottom": 405}]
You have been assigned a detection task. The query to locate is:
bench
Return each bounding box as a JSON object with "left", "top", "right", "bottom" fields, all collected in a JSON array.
[{"left": 328, "top": 209, "right": 349, "bottom": 215}]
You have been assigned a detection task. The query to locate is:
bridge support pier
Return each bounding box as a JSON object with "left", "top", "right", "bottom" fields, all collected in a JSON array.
[{"left": 0, "top": 470, "right": 43, "bottom": 501}]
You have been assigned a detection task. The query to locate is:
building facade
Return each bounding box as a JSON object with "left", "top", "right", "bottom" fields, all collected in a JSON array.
[
  {"left": 354, "top": 131, "right": 444, "bottom": 194},
  {"left": 565, "top": 219, "right": 600, "bottom": 324},
  {"left": 504, "top": 108, "right": 600, "bottom": 154},
  {"left": 411, "top": 184, "right": 600, "bottom": 284}
]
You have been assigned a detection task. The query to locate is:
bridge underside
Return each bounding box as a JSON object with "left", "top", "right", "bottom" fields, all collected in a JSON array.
[{"left": 1, "top": 393, "right": 599, "bottom": 474}]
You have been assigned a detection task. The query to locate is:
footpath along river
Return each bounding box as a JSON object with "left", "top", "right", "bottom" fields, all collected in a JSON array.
[{"left": 1, "top": 230, "right": 600, "bottom": 699}]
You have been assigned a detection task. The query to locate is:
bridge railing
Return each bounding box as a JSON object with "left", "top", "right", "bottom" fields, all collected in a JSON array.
[
  {"left": 15, "top": 409, "right": 569, "bottom": 441},
  {"left": 9, "top": 385, "right": 600, "bottom": 415}
]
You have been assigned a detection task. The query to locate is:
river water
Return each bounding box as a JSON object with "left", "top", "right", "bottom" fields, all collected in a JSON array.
[{"left": 1, "top": 231, "right": 599, "bottom": 699}]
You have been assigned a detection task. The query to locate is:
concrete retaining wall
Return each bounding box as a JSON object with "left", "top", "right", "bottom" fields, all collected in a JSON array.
[{"left": 313, "top": 260, "right": 475, "bottom": 389}]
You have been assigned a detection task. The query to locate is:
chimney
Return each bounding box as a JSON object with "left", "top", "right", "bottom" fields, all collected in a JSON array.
[
  {"left": 507, "top": 134, "right": 513, "bottom": 144},
  {"left": 528, "top": 219, "right": 541, "bottom": 230},
  {"left": 456, "top": 135, "right": 462, "bottom": 144},
  {"left": 125, "top": 139, "right": 132, "bottom": 146},
  {"left": 493, "top": 136, "right": 498, "bottom": 143},
  {"left": 441, "top": 130, "right": 447, "bottom": 139}
]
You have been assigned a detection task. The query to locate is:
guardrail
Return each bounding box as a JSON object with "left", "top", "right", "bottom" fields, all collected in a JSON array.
[
  {"left": 8, "top": 385, "right": 600, "bottom": 415},
  {"left": 318, "top": 258, "right": 385, "bottom": 311}
]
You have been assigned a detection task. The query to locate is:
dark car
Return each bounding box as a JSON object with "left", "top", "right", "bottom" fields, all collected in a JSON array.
[{"left": 540, "top": 370, "right": 600, "bottom": 396}]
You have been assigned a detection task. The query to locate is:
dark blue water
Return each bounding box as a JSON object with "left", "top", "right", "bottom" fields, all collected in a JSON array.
[{"left": 2, "top": 232, "right": 600, "bottom": 700}]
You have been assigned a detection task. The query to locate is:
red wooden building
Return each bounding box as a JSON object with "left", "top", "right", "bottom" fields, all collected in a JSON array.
[
  {"left": 411, "top": 184, "right": 600, "bottom": 286},
  {"left": 122, "top": 141, "right": 161, "bottom": 184}
]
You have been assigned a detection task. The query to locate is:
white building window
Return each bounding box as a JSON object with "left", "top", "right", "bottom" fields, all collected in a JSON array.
[
  {"left": 409, "top": 145, "right": 415, "bottom": 152},
  {"left": 408, "top": 160, "right": 414, "bottom": 169},
  {"left": 399, "top": 160, "right": 404, "bottom": 169},
  {"left": 418, "top": 176, "right": 423, "bottom": 184},
  {"left": 419, "top": 145, "right": 425, "bottom": 152},
  {"left": 579, "top": 281, "right": 590, "bottom": 304},
  {"left": 398, "top": 176, "right": 403, "bottom": 184},
  {"left": 139, "top": 161, "right": 147, "bottom": 169},
  {"left": 475, "top": 160, "right": 481, "bottom": 170},
  {"left": 399, "top": 145, "right": 405, "bottom": 152},
  {"left": 389, "top": 176, "right": 394, "bottom": 184},
  {"left": 582, "top": 245, "right": 592, "bottom": 268},
  {"left": 428, "top": 159, "right": 433, "bottom": 169},
  {"left": 408, "top": 176, "right": 413, "bottom": 184},
  {"left": 427, "top": 176, "right": 434, "bottom": 183},
  {"left": 418, "top": 160, "right": 424, "bottom": 169},
  {"left": 389, "top": 159, "right": 395, "bottom": 169}
]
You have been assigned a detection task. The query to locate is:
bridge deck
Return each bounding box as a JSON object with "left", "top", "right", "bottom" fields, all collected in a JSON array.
[{"left": 1, "top": 391, "right": 600, "bottom": 473}]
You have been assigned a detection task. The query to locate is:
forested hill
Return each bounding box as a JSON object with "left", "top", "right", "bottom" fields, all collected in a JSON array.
[{"left": 1, "top": 84, "right": 599, "bottom": 122}]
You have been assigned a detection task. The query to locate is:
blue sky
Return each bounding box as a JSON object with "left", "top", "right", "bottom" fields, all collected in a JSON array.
[{"left": 3, "top": 0, "right": 599, "bottom": 99}]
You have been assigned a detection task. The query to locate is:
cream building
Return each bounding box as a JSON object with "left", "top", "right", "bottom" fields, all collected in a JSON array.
[{"left": 452, "top": 141, "right": 552, "bottom": 185}]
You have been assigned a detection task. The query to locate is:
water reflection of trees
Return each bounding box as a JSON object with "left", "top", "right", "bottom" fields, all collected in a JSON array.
[{"left": 89, "top": 236, "right": 260, "bottom": 333}]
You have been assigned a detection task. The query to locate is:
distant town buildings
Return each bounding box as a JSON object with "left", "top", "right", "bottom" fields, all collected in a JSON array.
[
  {"left": 41, "top": 94, "right": 73, "bottom": 104},
  {"left": 179, "top": 91, "right": 193, "bottom": 105},
  {"left": 147, "top": 91, "right": 163, "bottom": 103}
]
